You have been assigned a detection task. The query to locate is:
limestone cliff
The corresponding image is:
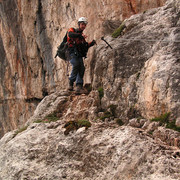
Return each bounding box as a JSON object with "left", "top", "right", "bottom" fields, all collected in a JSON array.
[
  {"left": 92, "top": 0, "right": 180, "bottom": 121},
  {"left": 0, "top": 0, "right": 167, "bottom": 137},
  {"left": 0, "top": 90, "right": 179, "bottom": 179},
  {"left": 0, "top": 1, "right": 180, "bottom": 179}
]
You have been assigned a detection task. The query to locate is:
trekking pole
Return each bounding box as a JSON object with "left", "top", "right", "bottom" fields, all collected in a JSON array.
[
  {"left": 66, "top": 61, "right": 69, "bottom": 76},
  {"left": 54, "top": 53, "right": 58, "bottom": 58},
  {"left": 101, "top": 37, "right": 113, "bottom": 49}
]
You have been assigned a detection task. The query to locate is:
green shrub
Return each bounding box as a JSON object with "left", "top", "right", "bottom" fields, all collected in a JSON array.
[
  {"left": 148, "top": 130, "right": 153, "bottom": 135},
  {"left": 151, "top": 112, "right": 180, "bottom": 132},
  {"left": 77, "top": 119, "right": 91, "bottom": 129},
  {"left": 108, "top": 104, "right": 118, "bottom": 116},
  {"left": 63, "top": 121, "right": 78, "bottom": 135},
  {"left": 151, "top": 112, "right": 170, "bottom": 125},
  {"left": 112, "top": 22, "right": 126, "bottom": 38},
  {"left": 34, "top": 112, "right": 59, "bottom": 123},
  {"left": 63, "top": 119, "right": 91, "bottom": 135},
  {"left": 98, "top": 87, "right": 104, "bottom": 100},
  {"left": 44, "top": 113, "right": 59, "bottom": 122},
  {"left": 34, "top": 119, "right": 44, "bottom": 123},
  {"left": 100, "top": 111, "right": 112, "bottom": 121},
  {"left": 13, "top": 126, "right": 28, "bottom": 138},
  {"left": 136, "top": 72, "right": 141, "bottom": 80},
  {"left": 116, "top": 119, "right": 124, "bottom": 126},
  {"left": 166, "top": 120, "right": 180, "bottom": 132}
]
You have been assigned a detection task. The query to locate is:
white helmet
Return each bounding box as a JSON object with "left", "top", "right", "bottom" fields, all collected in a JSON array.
[{"left": 78, "top": 17, "right": 88, "bottom": 24}]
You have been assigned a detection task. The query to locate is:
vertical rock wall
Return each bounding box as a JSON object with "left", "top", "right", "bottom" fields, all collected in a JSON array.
[
  {"left": 0, "top": 0, "right": 166, "bottom": 137},
  {"left": 92, "top": 0, "right": 180, "bottom": 121}
]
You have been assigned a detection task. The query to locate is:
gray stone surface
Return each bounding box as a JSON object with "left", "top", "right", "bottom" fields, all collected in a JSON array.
[
  {"left": 92, "top": 0, "right": 180, "bottom": 122},
  {"left": 0, "top": 89, "right": 179, "bottom": 179},
  {"left": 0, "top": 122, "right": 179, "bottom": 180},
  {"left": 0, "top": 1, "right": 179, "bottom": 179},
  {"left": 0, "top": 0, "right": 167, "bottom": 137}
]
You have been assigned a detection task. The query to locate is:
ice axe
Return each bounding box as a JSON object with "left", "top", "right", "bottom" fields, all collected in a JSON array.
[{"left": 101, "top": 37, "right": 113, "bottom": 49}]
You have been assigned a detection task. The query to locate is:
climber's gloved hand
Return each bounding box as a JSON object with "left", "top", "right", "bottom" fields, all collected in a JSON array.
[{"left": 90, "top": 40, "right": 96, "bottom": 47}]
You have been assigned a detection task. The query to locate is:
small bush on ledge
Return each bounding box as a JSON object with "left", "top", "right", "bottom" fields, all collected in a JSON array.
[
  {"left": 151, "top": 112, "right": 170, "bottom": 124},
  {"left": 98, "top": 87, "right": 104, "bottom": 100},
  {"left": 13, "top": 126, "right": 28, "bottom": 138},
  {"left": 112, "top": 22, "right": 126, "bottom": 38},
  {"left": 151, "top": 112, "right": 180, "bottom": 132},
  {"left": 100, "top": 111, "right": 112, "bottom": 121},
  {"left": 63, "top": 119, "right": 91, "bottom": 135},
  {"left": 116, "top": 119, "right": 124, "bottom": 126},
  {"left": 34, "top": 112, "right": 59, "bottom": 123},
  {"left": 77, "top": 119, "right": 91, "bottom": 129}
]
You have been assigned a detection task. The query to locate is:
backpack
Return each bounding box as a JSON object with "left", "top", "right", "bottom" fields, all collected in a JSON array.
[
  {"left": 55, "top": 32, "right": 69, "bottom": 61},
  {"left": 55, "top": 28, "right": 89, "bottom": 60}
]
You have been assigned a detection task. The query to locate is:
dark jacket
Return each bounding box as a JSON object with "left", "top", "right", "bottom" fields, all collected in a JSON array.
[{"left": 67, "top": 28, "right": 94, "bottom": 57}]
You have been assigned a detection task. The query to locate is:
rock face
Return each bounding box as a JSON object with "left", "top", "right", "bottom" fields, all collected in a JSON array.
[
  {"left": 0, "top": 0, "right": 167, "bottom": 136},
  {"left": 0, "top": 117, "right": 179, "bottom": 179},
  {"left": 0, "top": 88, "right": 179, "bottom": 179},
  {"left": 91, "top": 0, "right": 180, "bottom": 121},
  {"left": 0, "top": 0, "right": 180, "bottom": 179}
]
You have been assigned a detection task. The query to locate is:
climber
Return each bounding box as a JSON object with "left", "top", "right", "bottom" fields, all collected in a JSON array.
[{"left": 67, "top": 17, "right": 96, "bottom": 94}]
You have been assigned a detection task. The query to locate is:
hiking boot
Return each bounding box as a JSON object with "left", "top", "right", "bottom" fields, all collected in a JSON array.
[
  {"left": 68, "top": 85, "right": 73, "bottom": 91},
  {"left": 68, "top": 80, "right": 74, "bottom": 91},
  {"left": 75, "top": 85, "right": 83, "bottom": 95},
  {"left": 75, "top": 85, "right": 81, "bottom": 93},
  {"left": 75, "top": 85, "right": 88, "bottom": 95}
]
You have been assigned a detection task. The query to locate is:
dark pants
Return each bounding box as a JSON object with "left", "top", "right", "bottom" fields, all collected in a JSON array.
[{"left": 69, "top": 54, "right": 85, "bottom": 86}]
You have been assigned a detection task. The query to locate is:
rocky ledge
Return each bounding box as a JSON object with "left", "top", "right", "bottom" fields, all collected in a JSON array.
[{"left": 0, "top": 90, "right": 179, "bottom": 180}]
